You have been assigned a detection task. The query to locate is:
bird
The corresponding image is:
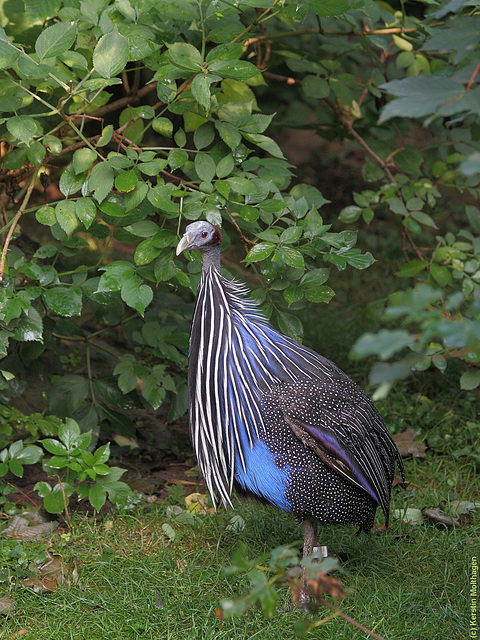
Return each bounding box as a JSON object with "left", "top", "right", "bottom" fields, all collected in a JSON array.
[{"left": 176, "top": 220, "right": 405, "bottom": 561}]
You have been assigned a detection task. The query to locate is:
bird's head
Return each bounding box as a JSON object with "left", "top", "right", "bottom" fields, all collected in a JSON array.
[{"left": 176, "top": 221, "right": 222, "bottom": 255}]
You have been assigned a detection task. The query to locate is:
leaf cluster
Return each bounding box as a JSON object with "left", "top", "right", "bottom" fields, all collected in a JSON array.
[
  {"left": 0, "top": 418, "right": 133, "bottom": 515},
  {"left": 0, "top": 0, "right": 479, "bottom": 444}
]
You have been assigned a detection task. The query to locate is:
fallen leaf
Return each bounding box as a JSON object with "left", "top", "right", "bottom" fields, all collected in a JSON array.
[
  {"left": 0, "top": 593, "right": 16, "bottom": 616},
  {"left": 451, "top": 500, "right": 480, "bottom": 515},
  {"left": 422, "top": 507, "right": 460, "bottom": 528},
  {"left": 2, "top": 513, "right": 59, "bottom": 541},
  {"left": 22, "top": 551, "right": 78, "bottom": 593},
  {"left": 185, "top": 492, "right": 214, "bottom": 514},
  {"left": 393, "top": 507, "right": 425, "bottom": 525},
  {"left": 393, "top": 429, "right": 427, "bottom": 458}
]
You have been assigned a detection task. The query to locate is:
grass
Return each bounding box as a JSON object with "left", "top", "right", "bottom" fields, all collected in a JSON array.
[
  {"left": 2, "top": 219, "right": 478, "bottom": 640},
  {"left": 1, "top": 445, "right": 478, "bottom": 640}
]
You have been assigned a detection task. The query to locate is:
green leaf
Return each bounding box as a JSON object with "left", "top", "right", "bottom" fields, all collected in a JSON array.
[
  {"left": 308, "top": 0, "right": 365, "bottom": 17},
  {"left": 167, "top": 42, "right": 202, "bottom": 71},
  {"left": 303, "top": 75, "right": 330, "bottom": 98},
  {"left": 0, "top": 35, "right": 20, "bottom": 69},
  {"left": 276, "top": 247, "right": 304, "bottom": 269},
  {"left": 215, "top": 121, "right": 241, "bottom": 151},
  {"left": 280, "top": 226, "right": 302, "bottom": 245},
  {"left": 152, "top": 117, "right": 173, "bottom": 137},
  {"left": 12, "top": 306, "right": 43, "bottom": 342},
  {"left": 55, "top": 200, "right": 78, "bottom": 236},
  {"left": 410, "top": 210, "right": 437, "bottom": 228},
  {"left": 93, "top": 28, "right": 129, "bottom": 78},
  {"left": 89, "top": 162, "right": 114, "bottom": 203},
  {"left": 351, "top": 329, "right": 413, "bottom": 360},
  {"left": 98, "top": 261, "right": 135, "bottom": 292},
  {"left": 97, "top": 124, "right": 114, "bottom": 147},
  {"left": 194, "top": 123, "right": 215, "bottom": 150},
  {"left": 25, "top": 0, "right": 61, "bottom": 22},
  {"left": 7, "top": 115, "right": 38, "bottom": 147},
  {"left": 142, "top": 375, "right": 166, "bottom": 410},
  {"left": 89, "top": 483, "right": 107, "bottom": 512},
  {"left": 34, "top": 481, "right": 52, "bottom": 498},
  {"left": 460, "top": 370, "right": 480, "bottom": 390},
  {"left": 339, "top": 205, "right": 362, "bottom": 223},
  {"left": 121, "top": 276, "right": 153, "bottom": 316},
  {"left": 430, "top": 263, "right": 452, "bottom": 285},
  {"left": 154, "top": 252, "right": 178, "bottom": 282},
  {"left": 43, "top": 485, "right": 69, "bottom": 514},
  {"left": 35, "top": 21, "right": 77, "bottom": 60},
  {"left": 343, "top": 249, "right": 375, "bottom": 270},
  {"left": 73, "top": 148, "right": 96, "bottom": 174},
  {"left": 283, "top": 285, "right": 303, "bottom": 305},
  {"left": 228, "top": 176, "right": 258, "bottom": 196},
  {"left": 44, "top": 286, "right": 82, "bottom": 316},
  {"left": 115, "top": 170, "right": 138, "bottom": 192},
  {"left": 195, "top": 152, "right": 216, "bottom": 183},
  {"left": 244, "top": 243, "right": 275, "bottom": 263},
  {"left": 209, "top": 60, "right": 259, "bottom": 80},
  {"left": 379, "top": 76, "right": 467, "bottom": 123},
  {"left": 16, "top": 444, "right": 43, "bottom": 464},
  {"left": 9, "top": 460, "right": 23, "bottom": 477},
  {"left": 36, "top": 205, "right": 56, "bottom": 226},
  {"left": 59, "top": 164, "right": 85, "bottom": 197},
  {"left": 48, "top": 376, "right": 89, "bottom": 418},
  {"left": 41, "top": 439, "right": 68, "bottom": 455},
  {"left": 27, "top": 141, "right": 46, "bottom": 166},
  {"left": 134, "top": 237, "right": 162, "bottom": 265},
  {"left": 395, "top": 260, "right": 428, "bottom": 277},
  {"left": 242, "top": 133, "right": 284, "bottom": 159},
  {"left": 276, "top": 309, "right": 303, "bottom": 342},
  {"left": 76, "top": 198, "right": 97, "bottom": 229},
  {"left": 216, "top": 154, "right": 234, "bottom": 179},
  {"left": 168, "top": 148, "right": 189, "bottom": 172},
  {"left": 191, "top": 74, "right": 212, "bottom": 113}
]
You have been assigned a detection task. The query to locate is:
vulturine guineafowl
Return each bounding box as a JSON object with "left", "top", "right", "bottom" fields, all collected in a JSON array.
[{"left": 176, "top": 221, "right": 405, "bottom": 559}]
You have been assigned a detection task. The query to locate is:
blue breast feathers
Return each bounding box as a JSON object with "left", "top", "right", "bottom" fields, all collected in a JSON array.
[{"left": 233, "top": 437, "right": 292, "bottom": 511}]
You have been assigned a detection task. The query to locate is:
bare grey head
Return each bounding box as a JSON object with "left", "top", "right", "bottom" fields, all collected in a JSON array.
[{"left": 176, "top": 221, "right": 222, "bottom": 270}]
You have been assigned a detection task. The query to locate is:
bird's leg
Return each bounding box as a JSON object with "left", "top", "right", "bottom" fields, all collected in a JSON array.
[
  {"left": 296, "top": 520, "right": 331, "bottom": 609},
  {"left": 302, "top": 519, "right": 329, "bottom": 559}
]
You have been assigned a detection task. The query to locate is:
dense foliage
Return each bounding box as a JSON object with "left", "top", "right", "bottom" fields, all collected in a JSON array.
[{"left": 0, "top": 0, "right": 479, "bottom": 444}]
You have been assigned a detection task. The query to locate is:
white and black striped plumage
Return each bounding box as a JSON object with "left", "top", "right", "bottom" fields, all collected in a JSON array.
[{"left": 177, "top": 221, "right": 405, "bottom": 545}]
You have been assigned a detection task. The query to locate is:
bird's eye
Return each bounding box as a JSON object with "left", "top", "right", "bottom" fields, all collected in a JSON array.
[{"left": 201, "top": 231, "right": 208, "bottom": 238}]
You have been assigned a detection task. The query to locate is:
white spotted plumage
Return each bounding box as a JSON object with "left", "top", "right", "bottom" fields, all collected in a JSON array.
[{"left": 179, "top": 221, "right": 405, "bottom": 530}]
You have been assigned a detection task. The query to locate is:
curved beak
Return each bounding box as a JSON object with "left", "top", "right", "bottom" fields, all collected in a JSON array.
[{"left": 176, "top": 233, "right": 193, "bottom": 256}]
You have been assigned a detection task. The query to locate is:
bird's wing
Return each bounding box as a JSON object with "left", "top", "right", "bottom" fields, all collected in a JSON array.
[{"left": 267, "top": 379, "right": 401, "bottom": 519}]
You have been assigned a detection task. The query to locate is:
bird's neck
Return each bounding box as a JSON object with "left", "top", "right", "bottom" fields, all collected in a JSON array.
[{"left": 201, "top": 247, "right": 221, "bottom": 272}]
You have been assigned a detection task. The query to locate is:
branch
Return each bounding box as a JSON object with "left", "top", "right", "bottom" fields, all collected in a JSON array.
[
  {"left": 263, "top": 71, "right": 301, "bottom": 86},
  {"left": 223, "top": 208, "right": 254, "bottom": 253},
  {"left": 466, "top": 60, "right": 480, "bottom": 91},
  {"left": 326, "top": 97, "right": 396, "bottom": 184},
  {"left": 0, "top": 170, "right": 39, "bottom": 281},
  {"left": 56, "top": 475, "right": 72, "bottom": 528},
  {"left": 318, "top": 597, "right": 387, "bottom": 640},
  {"left": 243, "top": 26, "right": 418, "bottom": 48}
]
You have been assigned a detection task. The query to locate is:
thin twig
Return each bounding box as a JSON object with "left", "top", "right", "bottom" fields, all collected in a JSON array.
[
  {"left": 7, "top": 482, "right": 38, "bottom": 508},
  {"left": 242, "top": 25, "right": 418, "bottom": 48},
  {"left": 223, "top": 208, "right": 254, "bottom": 253},
  {"left": 52, "top": 332, "right": 121, "bottom": 360},
  {"left": 56, "top": 475, "right": 72, "bottom": 528},
  {"left": 318, "top": 597, "right": 387, "bottom": 640},
  {"left": 263, "top": 71, "right": 301, "bottom": 86},
  {"left": 466, "top": 60, "right": 480, "bottom": 91},
  {"left": 326, "top": 97, "right": 396, "bottom": 184},
  {"left": 0, "top": 170, "right": 39, "bottom": 281}
]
